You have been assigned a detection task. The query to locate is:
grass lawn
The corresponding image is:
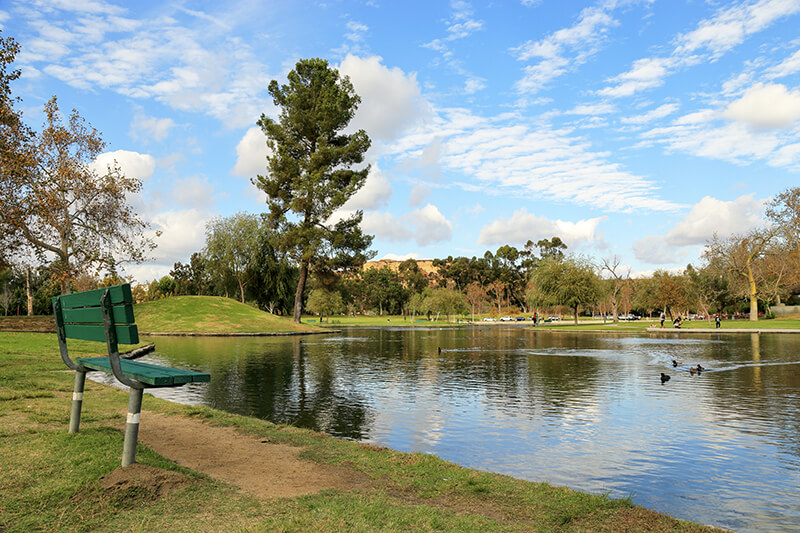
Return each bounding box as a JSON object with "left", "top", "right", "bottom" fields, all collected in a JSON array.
[
  {"left": 0, "top": 331, "right": 716, "bottom": 532},
  {"left": 134, "top": 295, "right": 320, "bottom": 334}
]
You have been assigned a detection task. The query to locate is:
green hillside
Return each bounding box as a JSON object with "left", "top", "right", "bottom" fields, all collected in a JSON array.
[{"left": 134, "top": 295, "right": 319, "bottom": 334}]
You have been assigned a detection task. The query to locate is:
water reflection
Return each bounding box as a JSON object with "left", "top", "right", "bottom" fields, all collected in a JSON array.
[{"left": 115, "top": 328, "right": 800, "bottom": 533}]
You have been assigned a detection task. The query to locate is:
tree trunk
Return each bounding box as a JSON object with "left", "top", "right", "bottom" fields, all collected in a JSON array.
[
  {"left": 26, "top": 267, "right": 33, "bottom": 316},
  {"left": 746, "top": 257, "right": 758, "bottom": 322},
  {"left": 293, "top": 260, "right": 309, "bottom": 323},
  {"left": 573, "top": 305, "right": 579, "bottom": 325},
  {"left": 238, "top": 279, "right": 246, "bottom": 304}
]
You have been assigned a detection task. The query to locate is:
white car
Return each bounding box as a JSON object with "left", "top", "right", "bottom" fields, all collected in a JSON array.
[
  {"left": 499, "top": 316, "right": 514, "bottom": 321},
  {"left": 482, "top": 317, "right": 497, "bottom": 322}
]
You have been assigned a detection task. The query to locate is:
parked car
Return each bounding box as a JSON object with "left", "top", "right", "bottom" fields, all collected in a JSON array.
[
  {"left": 516, "top": 316, "right": 526, "bottom": 321},
  {"left": 619, "top": 314, "right": 640, "bottom": 321},
  {"left": 547, "top": 315, "right": 561, "bottom": 321},
  {"left": 499, "top": 316, "right": 514, "bottom": 322},
  {"left": 483, "top": 317, "right": 497, "bottom": 322}
]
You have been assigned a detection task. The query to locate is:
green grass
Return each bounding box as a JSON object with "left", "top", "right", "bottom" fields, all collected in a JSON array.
[
  {"left": 134, "top": 295, "right": 320, "bottom": 334},
  {"left": 0, "top": 331, "right": 717, "bottom": 532}
]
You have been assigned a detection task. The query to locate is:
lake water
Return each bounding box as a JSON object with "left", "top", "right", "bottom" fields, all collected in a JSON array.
[{"left": 114, "top": 327, "right": 800, "bottom": 532}]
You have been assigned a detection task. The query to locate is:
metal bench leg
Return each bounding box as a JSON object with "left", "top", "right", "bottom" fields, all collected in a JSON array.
[
  {"left": 121, "top": 387, "right": 143, "bottom": 467},
  {"left": 69, "top": 370, "right": 86, "bottom": 434}
]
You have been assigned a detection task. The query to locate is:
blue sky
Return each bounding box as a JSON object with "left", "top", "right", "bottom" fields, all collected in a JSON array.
[{"left": 4, "top": 0, "right": 800, "bottom": 282}]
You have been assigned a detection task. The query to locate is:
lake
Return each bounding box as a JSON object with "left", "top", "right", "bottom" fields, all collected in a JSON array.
[{"left": 108, "top": 327, "right": 800, "bottom": 532}]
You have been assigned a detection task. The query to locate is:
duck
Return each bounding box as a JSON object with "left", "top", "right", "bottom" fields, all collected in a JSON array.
[
  {"left": 660, "top": 373, "right": 671, "bottom": 383},
  {"left": 672, "top": 359, "right": 681, "bottom": 367},
  {"left": 689, "top": 365, "right": 704, "bottom": 375}
]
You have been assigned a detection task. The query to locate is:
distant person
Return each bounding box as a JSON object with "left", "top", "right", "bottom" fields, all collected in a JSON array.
[
  {"left": 533, "top": 312, "right": 538, "bottom": 326},
  {"left": 660, "top": 311, "right": 666, "bottom": 328},
  {"left": 673, "top": 316, "right": 682, "bottom": 328},
  {"left": 715, "top": 314, "right": 721, "bottom": 329}
]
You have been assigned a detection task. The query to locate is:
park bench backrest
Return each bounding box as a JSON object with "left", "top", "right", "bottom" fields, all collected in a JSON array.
[{"left": 52, "top": 284, "right": 139, "bottom": 347}]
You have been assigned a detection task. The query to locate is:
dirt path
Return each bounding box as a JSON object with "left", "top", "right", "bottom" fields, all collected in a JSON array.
[{"left": 137, "top": 411, "right": 371, "bottom": 499}]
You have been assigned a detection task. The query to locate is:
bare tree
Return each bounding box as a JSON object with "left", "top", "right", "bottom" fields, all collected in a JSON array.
[
  {"left": 704, "top": 228, "right": 778, "bottom": 321},
  {"left": 600, "top": 255, "right": 630, "bottom": 323}
]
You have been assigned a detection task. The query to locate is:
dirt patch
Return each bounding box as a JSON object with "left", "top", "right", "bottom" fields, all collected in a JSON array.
[
  {"left": 97, "top": 463, "right": 192, "bottom": 499},
  {"left": 137, "top": 411, "right": 372, "bottom": 499}
]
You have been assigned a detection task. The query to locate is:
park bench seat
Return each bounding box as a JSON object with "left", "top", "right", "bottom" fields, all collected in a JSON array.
[
  {"left": 53, "top": 283, "right": 210, "bottom": 466},
  {"left": 75, "top": 357, "right": 211, "bottom": 387}
]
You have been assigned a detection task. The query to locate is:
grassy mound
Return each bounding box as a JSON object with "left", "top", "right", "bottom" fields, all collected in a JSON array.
[{"left": 134, "top": 295, "right": 318, "bottom": 334}]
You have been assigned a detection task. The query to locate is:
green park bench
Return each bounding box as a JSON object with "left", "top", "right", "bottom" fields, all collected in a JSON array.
[{"left": 53, "top": 283, "right": 210, "bottom": 466}]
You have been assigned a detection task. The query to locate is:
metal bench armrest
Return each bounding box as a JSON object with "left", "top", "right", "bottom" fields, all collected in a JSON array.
[{"left": 101, "top": 290, "right": 144, "bottom": 390}]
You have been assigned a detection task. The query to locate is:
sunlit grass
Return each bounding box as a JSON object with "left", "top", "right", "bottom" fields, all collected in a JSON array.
[{"left": 134, "top": 295, "right": 320, "bottom": 334}]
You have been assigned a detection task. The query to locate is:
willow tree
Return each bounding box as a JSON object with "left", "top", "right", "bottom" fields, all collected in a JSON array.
[
  {"left": 528, "top": 255, "right": 600, "bottom": 325},
  {"left": 255, "top": 58, "right": 374, "bottom": 322},
  {"left": 204, "top": 212, "right": 261, "bottom": 303}
]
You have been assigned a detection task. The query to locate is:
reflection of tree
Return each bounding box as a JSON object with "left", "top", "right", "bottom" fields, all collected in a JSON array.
[
  {"left": 699, "top": 334, "right": 800, "bottom": 458},
  {"left": 190, "top": 337, "right": 373, "bottom": 440}
]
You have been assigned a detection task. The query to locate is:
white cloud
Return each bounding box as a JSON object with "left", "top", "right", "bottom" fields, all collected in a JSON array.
[
  {"left": 665, "top": 194, "right": 765, "bottom": 246},
  {"left": 342, "top": 166, "right": 393, "bottom": 210},
  {"left": 566, "top": 103, "right": 616, "bottom": 116},
  {"left": 232, "top": 126, "right": 270, "bottom": 178},
  {"left": 464, "top": 203, "right": 485, "bottom": 215},
  {"left": 464, "top": 77, "right": 487, "bottom": 94},
  {"left": 410, "top": 204, "right": 453, "bottom": 245},
  {"left": 170, "top": 176, "right": 215, "bottom": 209},
  {"left": 447, "top": 19, "right": 483, "bottom": 40},
  {"left": 361, "top": 212, "right": 413, "bottom": 242},
  {"left": 22, "top": 9, "right": 275, "bottom": 128},
  {"left": 339, "top": 55, "right": 430, "bottom": 142},
  {"left": 444, "top": 1, "right": 483, "bottom": 41},
  {"left": 632, "top": 237, "right": 687, "bottom": 265},
  {"left": 621, "top": 103, "right": 679, "bottom": 125},
  {"left": 130, "top": 114, "right": 175, "bottom": 141},
  {"left": 46, "top": 0, "right": 125, "bottom": 15},
  {"left": 640, "top": 119, "right": 781, "bottom": 165},
  {"left": 602, "top": 0, "right": 800, "bottom": 98},
  {"left": 477, "top": 209, "right": 606, "bottom": 248},
  {"left": 361, "top": 204, "right": 453, "bottom": 246},
  {"left": 674, "top": 0, "right": 800, "bottom": 58},
  {"left": 769, "top": 142, "right": 800, "bottom": 168},
  {"left": 125, "top": 207, "right": 214, "bottom": 283},
  {"left": 767, "top": 48, "right": 800, "bottom": 79},
  {"left": 92, "top": 149, "right": 155, "bottom": 180},
  {"left": 513, "top": 6, "right": 617, "bottom": 95},
  {"left": 632, "top": 194, "right": 766, "bottom": 263},
  {"left": 599, "top": 57, "right": 676, "bottom": 98},
  {"left": 399, "top": 114, "right": 681, "bottom": 212},
  {"left": 408, "top": 185, "right": 430, "bottom": 207},
  {"left": 723, "top": 83, "right": 800, "bottom": 129},
  {"left": 148, "top": 208, "right": 212, "bottom": 264}
]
